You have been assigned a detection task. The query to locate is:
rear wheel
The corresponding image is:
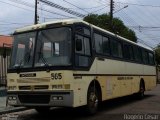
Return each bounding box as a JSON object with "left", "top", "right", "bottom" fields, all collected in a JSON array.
[
  {"left": 86, "top": 87, "right": 99, "bottom": 115},
  {"left": 136, "top": 82, "right": 145, "bottom": 99}
]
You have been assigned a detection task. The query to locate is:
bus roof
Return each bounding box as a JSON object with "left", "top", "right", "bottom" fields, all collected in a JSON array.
[{"left": 14, "top": 19, "right": 153, "bottom": 51}]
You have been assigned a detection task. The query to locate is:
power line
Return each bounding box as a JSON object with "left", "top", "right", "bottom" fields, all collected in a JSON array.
[
  {"left": 90, "top": 6, "right": 107, "bottom": 14},
  {"left": 39, "top": 0, "right": 85, "bottom": 17},
  {"left": 95, "top": 0, "right": 109, "bottom": 6},
  {"left": 128, "top": 26, "right": 160, "bottom": 29},
  {"left": 0, "top": 20, "right": 31, "bottom": 25},
  {"left": 0, "top": 0, "right": 34, "bottom": 12},
  {"left": 113, "top": 1, "right": 158, "bottom": 47},
  {"left": 8, "top": 0, "right": 75, "bottom": 18},
  {"left": 137, "top": 38, "right": 154, "bottom": 49},
  {"left": 81, "top": 5, "right": 106, "bottom": 9},
  {"left": 117, "top": 2, "right": 160, "bottom": 8},
  {"left": 63, "top": 0, "right": 90, "bottom": 14}
]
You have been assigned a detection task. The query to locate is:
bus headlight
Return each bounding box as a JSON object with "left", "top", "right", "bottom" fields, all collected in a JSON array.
[
  {"left": 7, "top": 96, "right": 17, "bottom": 105},
  {"left": 8, "top": 86, "right": 17, "bottom": 90},
  {"left": 8, "top": 96, "right": 17, "bottom": 100},
  {"left": 52, "top": 96, "right": 63, "bottom": 101}
]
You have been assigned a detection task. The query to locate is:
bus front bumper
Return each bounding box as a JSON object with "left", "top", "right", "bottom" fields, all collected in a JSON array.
[{"left": 7, "top": 91, "right": 73, "bottom": 107}]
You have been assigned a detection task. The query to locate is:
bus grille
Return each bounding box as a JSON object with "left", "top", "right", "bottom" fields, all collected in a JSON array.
[
  {"left": 18, "top": 94, "right": 50, "bottom": 104},
  {"left": 19, "top": 85, "right": 49, "bottom": 90}
]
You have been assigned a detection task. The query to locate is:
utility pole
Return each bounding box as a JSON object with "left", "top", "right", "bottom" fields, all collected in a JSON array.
[
  {"left": 110, "top": 0, "right": 114, "bottom": 30},
  {"left": 34, "top": 0, "right": 38, "bottom": 24}
]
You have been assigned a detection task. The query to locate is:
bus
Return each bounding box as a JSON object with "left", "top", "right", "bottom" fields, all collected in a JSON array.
[{"left": 7, "top": 19, "right": 156, "bottom": 114}]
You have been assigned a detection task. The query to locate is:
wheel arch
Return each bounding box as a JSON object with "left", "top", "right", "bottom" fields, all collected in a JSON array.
[
  {"left": 140, "top": 78, "right": 145, "bottom": 91},
  {"left": 88, "top": 80, "right": 102, "bottom": 102}
]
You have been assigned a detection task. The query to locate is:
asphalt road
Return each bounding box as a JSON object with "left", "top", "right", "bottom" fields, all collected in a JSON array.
[{"left": 1, "top": 84, "right": 160, "bottom": 120}]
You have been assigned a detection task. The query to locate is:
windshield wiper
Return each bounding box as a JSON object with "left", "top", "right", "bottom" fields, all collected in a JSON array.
[
  {"left": 38, "top": 52, "right": 50, "bottom": 72},
  {"left": 38, "top": 52, "right": 49, "bottom": 67}
]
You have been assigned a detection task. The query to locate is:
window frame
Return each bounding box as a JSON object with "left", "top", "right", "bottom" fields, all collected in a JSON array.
[
  {"left": 133, "top": 46, "right": 143, "bottom": 63},
  {"left": 142, "top": 49, "right": 149, "bottom": 65},
  {"left": 74, "top": 24, "right": 92, "bottom": 68},
  {"left": 123, "top": 43, "right": 134, "bottom": 61},
  {"left": 110, "top": 38, "right": 123, "bottom": 59},
  {"left": 93, "top": 30, "right": 111, "bottom": 56},
  {"left": 148, "top": 52, "right": 155, "bottom": 65}
]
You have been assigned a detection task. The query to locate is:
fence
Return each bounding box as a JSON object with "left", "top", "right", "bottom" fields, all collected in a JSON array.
[
  {"left": 0, "top": 44, "right": 12, "bottom": 87},
  {"left": 0, "top": 55, "right": 10, "bottom": 86}
]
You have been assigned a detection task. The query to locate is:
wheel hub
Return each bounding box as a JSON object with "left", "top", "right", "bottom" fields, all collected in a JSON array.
[{"left": 89, "top": 93, "right": 98, "bottom": 107}]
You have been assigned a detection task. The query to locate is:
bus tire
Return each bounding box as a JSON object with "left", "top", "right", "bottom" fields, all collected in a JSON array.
[
  {"left": 86, "top": 86, "right": 99, "bottom": 115},
  {"left": 35, "top": 107, "right": 50, "bottom": 114},
  {"left": 136, "top": 81, "right": 145, "bottom": 99}
]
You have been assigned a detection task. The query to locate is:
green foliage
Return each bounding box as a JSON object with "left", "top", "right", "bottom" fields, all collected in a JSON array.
[
  {"left": 84, "top": 14, "right": 137, "bottom": 42},
  {"left": 155, "top": 46, "right": 160, "bottom": 65}
]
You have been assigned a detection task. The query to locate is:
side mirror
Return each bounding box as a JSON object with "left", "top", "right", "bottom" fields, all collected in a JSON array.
[
  {"left": 3, "top": 47, "right": 6, "bottom": 59},
  {"left": 76, "top": 38, "right": 82, "bottom": 51}
]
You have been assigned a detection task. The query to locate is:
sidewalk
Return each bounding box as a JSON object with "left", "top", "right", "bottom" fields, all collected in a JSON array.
[{"left": 0, "top": 87, "right": 28, "bottom": 115}]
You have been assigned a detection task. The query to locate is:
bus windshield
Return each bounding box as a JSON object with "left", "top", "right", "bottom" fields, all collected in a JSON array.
[
  {"left": 10, "top": 27, "right": 72, "bottom": 69},
  {"left": 35, "top": 27, "right": 72, "bottom": 67},
  {"left": 10, "top": 32, "right": 36, "bottom": 68}
]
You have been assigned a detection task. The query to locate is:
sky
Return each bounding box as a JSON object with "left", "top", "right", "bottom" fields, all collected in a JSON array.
[{"left": 0, "top": 0, "right": 160, "bottom": 48}]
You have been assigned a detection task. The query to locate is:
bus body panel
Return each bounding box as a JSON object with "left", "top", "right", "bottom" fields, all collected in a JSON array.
[{"left": 7, "top": 19, "right": 157, "bottom": 109}]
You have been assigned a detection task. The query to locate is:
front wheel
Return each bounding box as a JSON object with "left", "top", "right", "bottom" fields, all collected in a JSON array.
[{"left": 86, "top": 87, "right": 99, "bottom": 115}]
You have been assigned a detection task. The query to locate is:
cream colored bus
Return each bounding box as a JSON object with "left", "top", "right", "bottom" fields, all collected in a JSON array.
[{"left": 7, "top": 19, "right": 156, "bottom": 114}]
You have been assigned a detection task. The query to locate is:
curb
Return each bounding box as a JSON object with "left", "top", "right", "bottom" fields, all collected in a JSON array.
[{"left": 0, "top": 107, "right": 29, "bottom": 115}]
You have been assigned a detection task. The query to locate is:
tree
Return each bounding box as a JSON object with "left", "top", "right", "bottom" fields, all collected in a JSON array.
[
  {"left": 155, "top": 45, "right": 160, "bottom": 65},
  {"left": 84, "top": 14, "right": 137, "bottom": 42}
]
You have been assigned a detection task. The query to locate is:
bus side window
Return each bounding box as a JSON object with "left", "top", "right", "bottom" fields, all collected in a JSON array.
[
  {"left": 94, "top": 33, "right": 110, "bottom": 55},
  {"left": 75, "top": 35, "right": 84, "bottom": 54},
  {"left": 148, "top": 52, "right": 155, "bottom": 65},
  {"left": 110, "top": 39, "right": 123, "bottom": 58},
  {"left": 124, "top": 44, "right": 134, "bottom": 60},
  {"left": 94, "top": 33, "right": 103, "bottom": 54},
  {"left": 103, "top": 36, "right": 110, "bottom": 55},
  {"left": 133, "top": 46, "right": 142, "bottom": 63},
  {"left": 75, "top": 38, "right": 82, "bottom": 52},
  {"left": 75, "top": 34, "right": 91, "bottom": 67},
  {"left": 142, "top": 50, "right": 149, "bottom": 64}
]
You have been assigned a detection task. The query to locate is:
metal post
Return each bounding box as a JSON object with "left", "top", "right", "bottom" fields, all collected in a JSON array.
[
  {"left": 34, "top": 0, "right": 38, "bottom": 24},
  {"left": 110, "top": 0, "right": 113, "bottom": 30}
]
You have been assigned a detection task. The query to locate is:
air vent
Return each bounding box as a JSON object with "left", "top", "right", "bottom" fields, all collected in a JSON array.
[
  {"left": 34, "top": 85, "right": 49, "bottom": 90},
  {"left": 19, "top": 86, "right": 31, "bottom": 90},
  {"left": 19, "top": 85, "right": 49, "bottom": 90}
]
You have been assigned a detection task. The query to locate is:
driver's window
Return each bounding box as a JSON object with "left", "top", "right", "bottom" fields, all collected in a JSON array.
[
  {"left": 75, "top": 35, "right": 84, "bottom": 54},
  {"left": 75, "top": 35, "right": 91, "bottom": 56}
]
